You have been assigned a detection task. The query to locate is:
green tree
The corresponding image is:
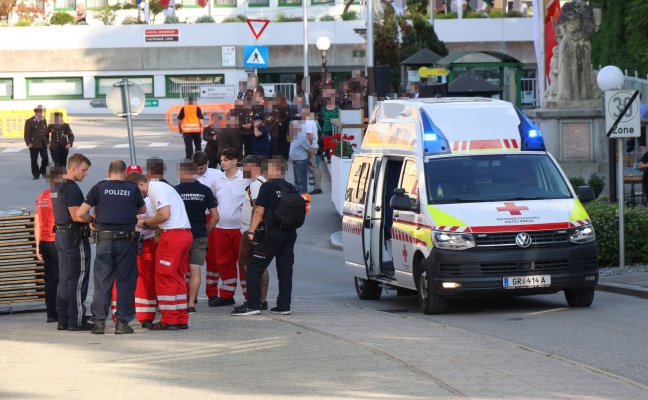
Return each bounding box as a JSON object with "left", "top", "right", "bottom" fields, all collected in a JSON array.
[
  {"left": 625, "top": 0, "right": 648, "bottom": 74},
  {"left": 374, "top": 3, "right": 401, "bottom": 90}
]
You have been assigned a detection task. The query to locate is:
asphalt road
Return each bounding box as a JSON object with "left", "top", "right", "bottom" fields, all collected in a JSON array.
[{"left": 2, "top": 119, "right": 647, "bottom": 388}]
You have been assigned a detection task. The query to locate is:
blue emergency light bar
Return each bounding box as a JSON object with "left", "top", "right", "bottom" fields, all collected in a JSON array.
[
  {"left": 421, "top": 110, "right": 451, "bottom": 155},
  {"left": 515, "top": 108, "right": 545, "bottom": 151}
]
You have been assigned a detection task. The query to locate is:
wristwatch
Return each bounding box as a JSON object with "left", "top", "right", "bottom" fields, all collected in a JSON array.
[{"left": 142, "top": 220, "right": 150, "bottom": 229}]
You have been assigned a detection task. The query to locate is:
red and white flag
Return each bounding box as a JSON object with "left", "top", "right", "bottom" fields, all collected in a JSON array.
[{"left": 533, "top": 0, "right": 562, "bottom": 84}]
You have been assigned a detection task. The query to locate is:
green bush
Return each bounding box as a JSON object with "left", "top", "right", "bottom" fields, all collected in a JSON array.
[
  {"left": 584, "top": 200, "right": 648, "bottom": 266},
  {"left": 94, "top": 5, "right": 120, "bottom": 25},
  {"left": 15, "top": 19, "right": 31, "bottom": 26},
  {"left": 195, "top": 15, "right": 215, "bottom": 23},
  {"left": 434, "top": 12, "right": 457, "bottom": 19},
  {"left": 121, "top": 15, "right": 140, "bottom": 24},
  {"left": 341, "top": 10, "right": 357, "bottom": 21},
  {"left": 121, "top": 2, "right": 137, "bottom": 9},
  {"left": 320, "top": 15, "right": 336, "bottom": 21},
  {"left": 569, "top": 175, "right": 587, "bottom": 191},
  {"left": 274, "top": 12, "right": 302, "bottom": 22},
  {"left": 505, "top": 10, "right": 524, "bottom": 18},
  {"left": 164, "top": 15, "right": 180, "bottom": 24},
  {"left": 50, "top": 11, "right": 75, "bottom": 26},
  {"left": 488, "top": 9, "right": 504, "bottom": 18},
  {"left": 587, "top": 173, "right": 606, "bottom": 198},
  {"left": 222, "top": 15, "right": 246, "bottom": 22},
  {"left": 464, "top": 11, "right": 486, "bottom": 19}
]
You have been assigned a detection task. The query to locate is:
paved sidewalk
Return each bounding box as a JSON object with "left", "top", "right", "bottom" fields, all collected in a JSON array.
[{"left": 1, "top": 296, "right": 646, "bottom": 399}]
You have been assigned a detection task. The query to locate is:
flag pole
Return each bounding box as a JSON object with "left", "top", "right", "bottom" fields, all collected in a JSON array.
[{"left": 537, "top": 0, "right": 546, "bottom": 109}]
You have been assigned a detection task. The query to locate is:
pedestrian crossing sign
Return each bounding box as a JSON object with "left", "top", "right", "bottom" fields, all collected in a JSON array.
[{"left": 244, "top": 45, "right": 268, "bottom": 69}]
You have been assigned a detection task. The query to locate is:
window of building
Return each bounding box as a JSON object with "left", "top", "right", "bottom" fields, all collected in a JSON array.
[
  {"left": 26, "top": 77, "right": 83, "bottom": 99},
  {"left": 0, "top": 79, "right": 13, "bottom": 100},
  {"left": 166, "top": 75, "right": 225, "bottom": 98},
  {"left": 248, "top": 0, "right": 270, "bottom": 7},
  {"left": 96, "top": 76, "right": 154, "bottom": 98},
  {"left": 214, "top": 0, "right": 237, "bottom": 8},
  {"left": 311, "top": 0, "right": 334, "bottom": 5},
  {"left": 278, "top": 0, "right": 302, "bottom": 6},
  {"left": 54, "top": 0, "right": 135, "bottom": 11}
]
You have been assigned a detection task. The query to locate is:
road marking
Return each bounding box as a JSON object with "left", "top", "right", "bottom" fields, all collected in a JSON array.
[
  {"left": 113, "top": 144, "right": 130, "bottom": 148},
  {"left": 148, "top": 142, "right": 169, "bottom": 147},
  {"left": 76, "top": 145, "right": 98, "bottom": 149},
  {"left": 526, "top": 308, "right": 569, "bottom": 315},
  {"left": 1, "top": 148, "right": 24, "bottom": 153}
]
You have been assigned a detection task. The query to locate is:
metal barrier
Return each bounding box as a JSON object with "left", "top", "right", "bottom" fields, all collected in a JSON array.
[
  {"left": 165, "top": 102, "right": 234, "bottom": 133},
  {"left": 178, "top": 82, "right": 297, "bottom": 103},
  {"left": 0, "top": 209, "right": 44, "bottom": 313},
  {"left": 0, "top": 108, "right": 71, "bottom": 138}
]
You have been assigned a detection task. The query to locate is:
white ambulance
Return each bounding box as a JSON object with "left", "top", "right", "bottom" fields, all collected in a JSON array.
[{"left": 342, "top": 98, "right": 598, "bottom": 314}]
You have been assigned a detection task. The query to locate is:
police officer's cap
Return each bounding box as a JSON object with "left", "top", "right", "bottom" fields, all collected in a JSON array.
[
  {"left": 240, "top": 155, "right": 263, "bottom": 167},
  {"left": 34, "top": 105, "right": 44, "bottom": 112},
  {"left": 252, "top": 112, "right": 265, "bottom": 121}
]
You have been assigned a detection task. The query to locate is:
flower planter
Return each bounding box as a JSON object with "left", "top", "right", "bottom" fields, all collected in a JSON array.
[{"left": 331, "top": 155, "right": 353, "bottom": 216}]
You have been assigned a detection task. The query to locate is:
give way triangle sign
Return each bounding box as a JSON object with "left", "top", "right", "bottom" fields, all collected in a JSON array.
[{"left": 246, "top": 19, "right": 270, "bottom": 40}]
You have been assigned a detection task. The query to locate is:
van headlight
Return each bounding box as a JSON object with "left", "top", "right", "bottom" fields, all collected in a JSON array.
[
  {"left": 432, "top": 231, "right": 475, "bottom": 250},
  {"left": 569, "top": 224, "right": 595, "bottom": 244}
]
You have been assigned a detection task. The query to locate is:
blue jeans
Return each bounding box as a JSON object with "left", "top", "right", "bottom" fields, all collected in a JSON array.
[{"left": 292, "top": 159, "right": 309, "bottom": 194}]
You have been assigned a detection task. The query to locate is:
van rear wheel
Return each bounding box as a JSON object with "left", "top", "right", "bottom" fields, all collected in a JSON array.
[
  {"left": 354, "top": 277, "right": 382, "bottom": 300},
  {"left": 418, "top": 260, "right": 447, "bottom": 315},
  {"left": 564, "top": 288, "right": 595, "bottom": 307}
]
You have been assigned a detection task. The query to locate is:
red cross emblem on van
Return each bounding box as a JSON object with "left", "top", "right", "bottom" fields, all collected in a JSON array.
[{"left": 496, "top": 202, "right": 529, "bottom": 215}]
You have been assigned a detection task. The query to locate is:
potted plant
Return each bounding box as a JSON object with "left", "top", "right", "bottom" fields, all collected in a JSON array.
[
  {"left": 324, "top": 133, "right": 357, "bottom": 215},
  {"left": 323, "top": 133, "right": 357, "bottom": 159}
]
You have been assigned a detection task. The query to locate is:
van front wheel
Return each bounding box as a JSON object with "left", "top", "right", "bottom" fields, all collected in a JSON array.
[
  {"left": 564, "top": 288, "right": 595, "bottom": 307},
  {"left": 354, "top": 277, "right": 382, "bottom": 300},
  {"left": 418, "top": 261, "right": 447, "bottom": 315}
]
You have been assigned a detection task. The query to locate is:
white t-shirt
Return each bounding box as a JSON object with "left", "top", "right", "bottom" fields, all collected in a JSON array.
[
  {"left": 214, "top": 168, "right": 249, "bottom": 229},
  {"left": 240, "top": 176, "right": 267, "bottom": 233},
  {"left": 196, "top": 167, "right": 223, "bottom": 198},
  {"left": 305, "top": 119, "right": 319, "bottom": 149},
  {"left": 148, "top": 181, "right": 191, "bottom": 230},
  {"left": 137, "top": 197, "right": 156, "bottom": 239}
]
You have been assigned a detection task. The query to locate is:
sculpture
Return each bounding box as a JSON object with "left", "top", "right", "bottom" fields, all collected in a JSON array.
[{"left": 545, "top": 0, "right": 602, "bottom": 106}]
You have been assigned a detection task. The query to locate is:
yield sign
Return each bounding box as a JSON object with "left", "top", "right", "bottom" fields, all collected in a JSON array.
[{"left": 246, "top": 19, "right": 270, "bottom": 40}]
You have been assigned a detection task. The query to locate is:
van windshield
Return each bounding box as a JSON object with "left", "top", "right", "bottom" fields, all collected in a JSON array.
[{"left": 424, "top": 154, "right": 573, "bottom": 204}]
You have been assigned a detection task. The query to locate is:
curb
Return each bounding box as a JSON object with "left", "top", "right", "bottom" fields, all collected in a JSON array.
[{"left": 596, "top": 282, "right": 648, "bottom": 299}]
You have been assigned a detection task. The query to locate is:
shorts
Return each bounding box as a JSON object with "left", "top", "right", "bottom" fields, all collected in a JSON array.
[
  {"left": 238, "top": 233, "right": 253, "bottom": 266},
  {"left": 189, "top": 236, "right": 208, "bottom": 266}
]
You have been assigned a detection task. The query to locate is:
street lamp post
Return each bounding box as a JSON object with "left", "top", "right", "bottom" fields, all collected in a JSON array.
[{"left": 316, "top": 36, "right": 331, "bottom": 84}]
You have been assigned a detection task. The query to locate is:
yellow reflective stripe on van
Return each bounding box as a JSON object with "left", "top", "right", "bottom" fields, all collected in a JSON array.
[
  {"left": 569, "top": 199, "right": 590, "bottom": 223},
  {"left": 391, "top": 221, "right": 432, "bottom": 247},
  {"left": 426, "top": 205, "right": 467, "bottom": 228}
]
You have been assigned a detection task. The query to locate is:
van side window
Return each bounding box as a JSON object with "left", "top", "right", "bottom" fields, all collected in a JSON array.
[
  {"left": 400, "top": 160, "right": 419, "bottom": 205},
  {"left": 346, "top": 158, "right": 372, "bottom": 204}
]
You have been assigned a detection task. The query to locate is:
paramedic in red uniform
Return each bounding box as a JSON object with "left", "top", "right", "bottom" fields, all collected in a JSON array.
[
  {"left": 126, "top": 172, "right": 193, "bottom": 330},
  {"left": 178, "top": 96, "right": 204, "bottom": 160}
]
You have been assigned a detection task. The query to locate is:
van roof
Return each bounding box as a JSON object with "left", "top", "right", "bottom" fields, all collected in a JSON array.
[{"left": 361, "top": 98, "right": 544, "bottom": 156}]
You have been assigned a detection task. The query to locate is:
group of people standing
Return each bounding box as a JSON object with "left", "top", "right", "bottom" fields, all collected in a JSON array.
[
  {"left": 35, "top": 150, "right": 301, "bottom": 334},
  {"left": 24, "top": 105, "right": 74, "bottom": 179}
]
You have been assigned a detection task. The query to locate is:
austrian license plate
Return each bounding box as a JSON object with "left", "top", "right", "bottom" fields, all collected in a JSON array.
[{"left": 503, "top": 275, "right": 551, "bottom": 289}]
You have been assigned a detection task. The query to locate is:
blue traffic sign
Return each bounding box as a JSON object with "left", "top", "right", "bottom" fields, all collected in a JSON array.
[{"left": 243, "top": 46, "right": 268, "bottom": 69}]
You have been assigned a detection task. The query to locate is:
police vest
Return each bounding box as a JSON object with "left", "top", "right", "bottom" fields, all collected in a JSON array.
[
  {"left": 94, "top": 180, "right": 139, "bottom": 229},
  {"left": 181, "top": 105, "right": 202, "bottom": 133}
]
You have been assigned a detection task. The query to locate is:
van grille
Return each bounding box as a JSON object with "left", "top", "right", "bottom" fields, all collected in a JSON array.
[
  {"left": 475, "top": 230, "right": 569, "bottom": 249},
  {"left": 438, "top": 256, "right": 598, "bottom": 277}
]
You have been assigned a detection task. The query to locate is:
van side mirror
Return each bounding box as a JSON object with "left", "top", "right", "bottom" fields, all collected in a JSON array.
[
  {"left": 390, "top": 188, "right": 420, "bottom": 213},
  {"left": 576, "top": 186, "right": 595, "bottom": 203}
]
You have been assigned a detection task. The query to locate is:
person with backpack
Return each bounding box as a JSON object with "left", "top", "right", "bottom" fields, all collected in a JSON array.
[{"left": 231, "top": 156, "right": 305, "bottom": 316}]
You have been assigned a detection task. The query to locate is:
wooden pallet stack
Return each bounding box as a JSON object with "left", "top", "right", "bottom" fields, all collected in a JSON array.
[{"left": 0, "top": 210, "right": 45, "bottom": 312}]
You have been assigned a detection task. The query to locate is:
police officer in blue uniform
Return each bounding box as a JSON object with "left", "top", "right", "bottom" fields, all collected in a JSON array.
[
  {"left": 77, "top": 160, "right": 146, "bottom": 334},
  {"left": 51, "top": 153, "right": 93, "bottom": 331}
]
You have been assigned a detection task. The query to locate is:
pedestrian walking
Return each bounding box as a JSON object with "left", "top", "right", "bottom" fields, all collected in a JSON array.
[
  {"left": 178, "top": 96, "right": 204, "bottom": 160},
  {"left": 232, "top": 156, "right": 300, "bottom": 315},
  {"left": 51, "top": 153, "right": 93, "bottom": 331},
  {"left": 46, "top": 112, "right": 74, "bottom": 168},
  {"left": 288, "top": 120, "right": 311, "bottom": 195},
  {"left": 208, "top": 148, "right": 249, "bottom": 307},
  {"left": 175, "top": 160, "right": 219, "bottom": 314},
  {"left": 24, "top": 105, "right": 49, "bottom": 180},
  {"left": 239, "top": 155, "right": 269, "bottom": 309},
  {"left": 127, "top": 172, "right": 193, "bottom": 330},
  {"left": 77, "top": 160, "right": 146, "bottom": 335},
  {"left": 35, "top": 164, "right": 65, "bottom": 323}
]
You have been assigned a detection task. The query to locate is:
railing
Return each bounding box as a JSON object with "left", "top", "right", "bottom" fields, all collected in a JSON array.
[{"left": 521, "top": 77, "right": 538, "bottom": 109}]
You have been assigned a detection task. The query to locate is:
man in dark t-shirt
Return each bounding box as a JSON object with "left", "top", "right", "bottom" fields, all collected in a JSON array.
[
  {"left": 252, "top": 112, "right": 271, "bottom": 157},
  {"left": 232, "top": 156, "right": 298, "bottom": 316},
  {"left": 175, "top": 160, "right": 219, "bottom": 312}
]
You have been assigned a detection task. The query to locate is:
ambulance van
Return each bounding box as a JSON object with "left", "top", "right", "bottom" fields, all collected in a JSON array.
[{"left": 342, "top": 98, "right": 598, "bottom": 314}]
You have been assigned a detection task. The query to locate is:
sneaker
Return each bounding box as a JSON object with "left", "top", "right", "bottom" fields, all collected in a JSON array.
[
  {"left": 260, "top": 301, "right": 268, "bottom": 311},
  {"left": 141, "top": 320, "right": 153, "bottom": 329},
  {"left": 231, "top": 305, "right": 260, "bottom": 316},
  {"left": 91, "top": 320, "right": 106, "bottom": 335},
  {"left": 309, "top": 189, "right": 323, "bottom": 195},
  {"left": 270, "top": 307, "right": 291, "bottom": 315},
  {"left": 176, "top": 323, "right": 188, "bottom": 329},
  {"left": 208, "top": 297, "right": 235, "bottom": 307},
  {"left": 68, "top": 321, "right": 94, "bottom": 331},
  {"left": 57, "top": 324, "right": 67, "bottom": 331},
  {"left": 115, "top": 320, "right": 134, "bottom": 335},
  {"left": 188, "top": 306, "right": 197, "bottom": 314},
  {"left": 148, "top": 322, "right": 178, "bottom": 331}
]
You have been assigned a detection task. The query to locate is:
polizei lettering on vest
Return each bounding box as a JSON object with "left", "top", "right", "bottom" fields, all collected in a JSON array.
[{"left": 105, "top": 189, "right": 131, "bottom": 196}]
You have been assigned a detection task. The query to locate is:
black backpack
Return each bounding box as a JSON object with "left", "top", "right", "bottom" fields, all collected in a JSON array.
[{"left": 271, "top": 181, "right": 306, "bottom": 230}]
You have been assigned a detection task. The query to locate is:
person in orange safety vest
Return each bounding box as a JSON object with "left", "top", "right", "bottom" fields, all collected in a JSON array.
[{"left": 178, "top": 96, "right": 205, "bottom": 160}]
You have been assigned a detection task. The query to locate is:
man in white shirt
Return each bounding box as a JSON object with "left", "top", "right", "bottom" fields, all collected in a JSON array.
[
  {"left": 238, "top": 155, "right": 269, "bottom": 309},
  {"left": 208, "top": 148, "right": 250, "bottom": 307},
  {"left": 127, "top": 172, "right": 193, "bottom": 331},
  {"left": 303, "top": 109, "right": 322, "bottom": 195},
  {"left": 192, "top": 151, "right": 223, "bottom": 302}
]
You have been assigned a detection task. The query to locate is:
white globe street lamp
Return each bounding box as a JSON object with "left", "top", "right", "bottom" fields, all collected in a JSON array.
[
  {"left": 316, "top": 36, "right": 331, "bottom": 82},
  {"left": 597, "top": 65, "right": 625, "bottom": 92}
]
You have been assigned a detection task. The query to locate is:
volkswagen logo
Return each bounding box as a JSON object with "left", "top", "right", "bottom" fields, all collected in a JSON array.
[{"left": 515, "top": 233, "right": 532, "bottom": 248}]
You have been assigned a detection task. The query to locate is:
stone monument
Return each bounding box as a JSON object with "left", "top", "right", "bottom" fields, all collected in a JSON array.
[{"left": 527, "top": 0, "right": 609, "bottom": 192}]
